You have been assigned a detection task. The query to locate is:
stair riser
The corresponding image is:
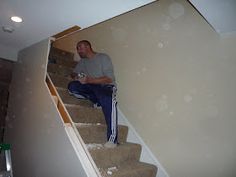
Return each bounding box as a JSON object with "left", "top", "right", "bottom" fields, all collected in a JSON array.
[
  {"left": 47, "top": 64, "right": 73, "bottom": 77},
  {"left": 53, "top": 59, "right": 77, "bottom": 68},
  {"left": 49, "top": 47, "right": 74, "bottom": 60},
  {"left": 89, "top": 144, "right": 141, "bottom": 168},
  {"left": 66, "top": 106, "right": 106, "bottom": 124},
  {"left": 78, "top": 125, "right": 128, "bottom": 144}
]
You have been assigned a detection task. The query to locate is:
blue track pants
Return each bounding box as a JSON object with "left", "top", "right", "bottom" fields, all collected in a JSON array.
[{"left": 68, "top": 81, "right": 118, "bottom": 143}]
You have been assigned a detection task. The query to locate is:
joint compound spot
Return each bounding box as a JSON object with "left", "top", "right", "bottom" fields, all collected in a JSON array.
[
  {"left": 184, "top": 94, "right": 192, "bottom": 103},
  {"left": 169, "top": 2, "right": 185, "bottom": 19},
  {"left": 136, "top": 71, "right": 141, "bottom": 75},
  {"left": 156, "top": 94, "right": 168, "bottom": 112},
  {"left": 158, "top": 42, "right": 164, "bottom": 48},
  {"left": 8, "top": 124, "right": 13, "bottom": 129},
  {"left": 162, "top": 23, "right": 171, "bottom": 30},
  {"left": 25, "top": 77, "right": 31, "bottom": 82},
  {"left": 41, "top": 64, "right": 45, "bottom": 69},
  {"left": 141, "top": 67, "right": 147, "bottom": 73}
]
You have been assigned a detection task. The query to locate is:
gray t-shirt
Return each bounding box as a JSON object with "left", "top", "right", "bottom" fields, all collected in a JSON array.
[{"left": 73, "top": 53, "right": 116, "bottom": 85}]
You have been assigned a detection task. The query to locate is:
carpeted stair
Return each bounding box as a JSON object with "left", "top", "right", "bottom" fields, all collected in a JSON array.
[{"left": 47, "top": 47, "right": 157, "bottom": 177}]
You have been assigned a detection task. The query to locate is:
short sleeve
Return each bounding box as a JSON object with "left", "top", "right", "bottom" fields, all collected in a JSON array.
[
  {"left": 73, "top": 60, "right": 83, "bottom": 73},
  {"left": 102, "top": 54, "right": 115, "bottom": 82}
]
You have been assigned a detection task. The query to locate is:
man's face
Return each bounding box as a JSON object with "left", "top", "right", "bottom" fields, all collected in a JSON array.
[{"left": 77, "top": 43, "right": 88, "bottom": 58}]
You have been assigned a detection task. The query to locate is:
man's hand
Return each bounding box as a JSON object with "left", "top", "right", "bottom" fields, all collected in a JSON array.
[
  {"left": 71, "top": 73, "right": 78, "bottom": 80},
  {"left": 78, "top": 76, "right": 89, "bottom": 84}
]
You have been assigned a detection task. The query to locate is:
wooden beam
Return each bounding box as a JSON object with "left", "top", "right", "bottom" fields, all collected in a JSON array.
[{"left": 52, "top": 25, "right": 81, "bottom": 40}]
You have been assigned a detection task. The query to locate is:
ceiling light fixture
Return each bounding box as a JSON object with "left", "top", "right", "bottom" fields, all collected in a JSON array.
[{"left": 11, "top": 16, "right": 23, "bottom": 23}]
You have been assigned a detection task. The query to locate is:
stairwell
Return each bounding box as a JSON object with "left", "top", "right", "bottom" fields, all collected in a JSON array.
[{"left": 47, "top": 47, "right": 157, "bottom": 177}]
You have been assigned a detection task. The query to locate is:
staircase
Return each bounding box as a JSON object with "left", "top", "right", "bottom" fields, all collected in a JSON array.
[{"left": 47, "top": 47, "right": 157, "bottom": 177}]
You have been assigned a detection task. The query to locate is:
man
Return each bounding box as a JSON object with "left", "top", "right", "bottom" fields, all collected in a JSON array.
[{"left": 68, "top": 40, "right": 118, "bottom": 148}]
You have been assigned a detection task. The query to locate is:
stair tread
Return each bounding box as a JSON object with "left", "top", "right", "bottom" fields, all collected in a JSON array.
[
  {"left": 48, "top": 72, "right": 71, "bottom": 88},
  {"left": 76, "top": 123, "right": 128, "bottom": 143},
  {"left": 99, "top": 161, "right": 157, "bottom": 177},
  {"left": 88, "top": 142, "right": 141, "bottom": 168},
  {"left": 56, "top": 87, "right": 93, "bottom": 107},
  {"left": 66, "top": 104, "right": 105, "bottom": 124}
]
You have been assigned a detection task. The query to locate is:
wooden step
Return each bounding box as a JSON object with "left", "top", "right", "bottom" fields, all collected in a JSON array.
[
  {"left": 88, "top": 142, "right": 141, "bottom": 168},
  {"left": 99, "top": 161, "right": 157, "bottom": 177},
  {"left": 76, "top": 124, "right": 128, "bottom": 144},
  {"left": 66, "top": 104, "right": 105, "bottom": 124}
]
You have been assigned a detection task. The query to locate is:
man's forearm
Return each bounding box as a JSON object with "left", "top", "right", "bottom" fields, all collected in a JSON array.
[{"left": 86, "top": 76, "right": 112, "bottom": 84}]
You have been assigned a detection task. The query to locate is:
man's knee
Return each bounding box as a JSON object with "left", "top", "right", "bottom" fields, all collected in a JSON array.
[{"left": 68, "top": 81, "right": 80, "bottom": 92}]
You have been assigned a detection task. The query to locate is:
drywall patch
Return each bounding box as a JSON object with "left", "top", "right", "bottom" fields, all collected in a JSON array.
[
  {"left": 158, "top": 42, "right": 164, "bottom": 48},
  {"left": 41, "top": 64, "right": 46, "bottom": 69},
  {"left": 168, "top": 2, "right": 185, "bottom": 19},
  {"left": 184, "top": 94, "right": 193, "bottom": 103},
  {"left": 162, "top": 23, "right": 171, "bottom": 31},
  {"left": 25, "top": 77, "right": 31, "bottom": 83},
  {"left": 155, "top": 94, "right": 169, "bottom": 112},
  {"left": 169, "top": 111, "right": 174, "bottom": 116}
]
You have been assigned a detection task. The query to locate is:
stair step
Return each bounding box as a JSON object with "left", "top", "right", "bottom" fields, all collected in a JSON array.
[
  {"left": 56, "top": 87, "right": 93, "bottom": 107},
  {"left": 99, "top": 162, "right": 157, "bottom": 177},
  {"left": 47, "top": 63, "right": 73, "bottom": 77},
  {"left": 76, "top": 124, "right": 128, "bottom": 144},
  {"left": 66, "top": 104, "right": 105, "bottom": 124},
  {"left": 48, "top": 47, "right": 75, "bottom": 65},
  {"left": 48, "top": 73, "right": 71, "bottom": 89},
  {"left": 88, "top": 143, "right": 141, "bottom": 168}
]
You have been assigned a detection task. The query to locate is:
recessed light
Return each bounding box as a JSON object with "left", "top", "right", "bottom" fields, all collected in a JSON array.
[{"left": 11, "top": 16, "right": 23, "bottom": 23}]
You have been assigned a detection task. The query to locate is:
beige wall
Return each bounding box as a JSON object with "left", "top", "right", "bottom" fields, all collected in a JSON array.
[
  {"left": 5, "top": 39, "right": 87, "bottom": 177},
  {"left": 53, "top": 1, "right": 236, "bottom": 177}
]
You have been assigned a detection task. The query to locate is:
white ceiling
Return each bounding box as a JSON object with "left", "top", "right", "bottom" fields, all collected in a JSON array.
[
  {"left": 1, "top": 0, "right": 236, "bottom": 61},
  {"left": 189, "top": 0, "right": 236, "bottom": 34},
  {"left": 0, "top": 0, "right": 155, "bottom": 61}
]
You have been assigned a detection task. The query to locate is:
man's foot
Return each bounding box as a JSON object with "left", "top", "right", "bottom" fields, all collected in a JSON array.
[
  {"left": 68, "top": 91, "right": 86, "bottom": 99},
  {"left": 104, "top": 141, "right": 117, "bottom": 148}
]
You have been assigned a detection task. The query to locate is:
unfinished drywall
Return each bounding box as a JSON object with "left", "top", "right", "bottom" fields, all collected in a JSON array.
[
  {"left": 53, "top": 0, "right": 236, "bottom": 177},
  {"left": 5, "top": 39, "right": 87, "bottom": 177},
  {"left": 0, "top": 44, "right": 18, "bottom": 61}
]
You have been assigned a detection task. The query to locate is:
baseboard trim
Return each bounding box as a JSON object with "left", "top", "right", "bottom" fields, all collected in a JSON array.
[{"left": 118, "top": 107, "right": 169, "bottom": 177}]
